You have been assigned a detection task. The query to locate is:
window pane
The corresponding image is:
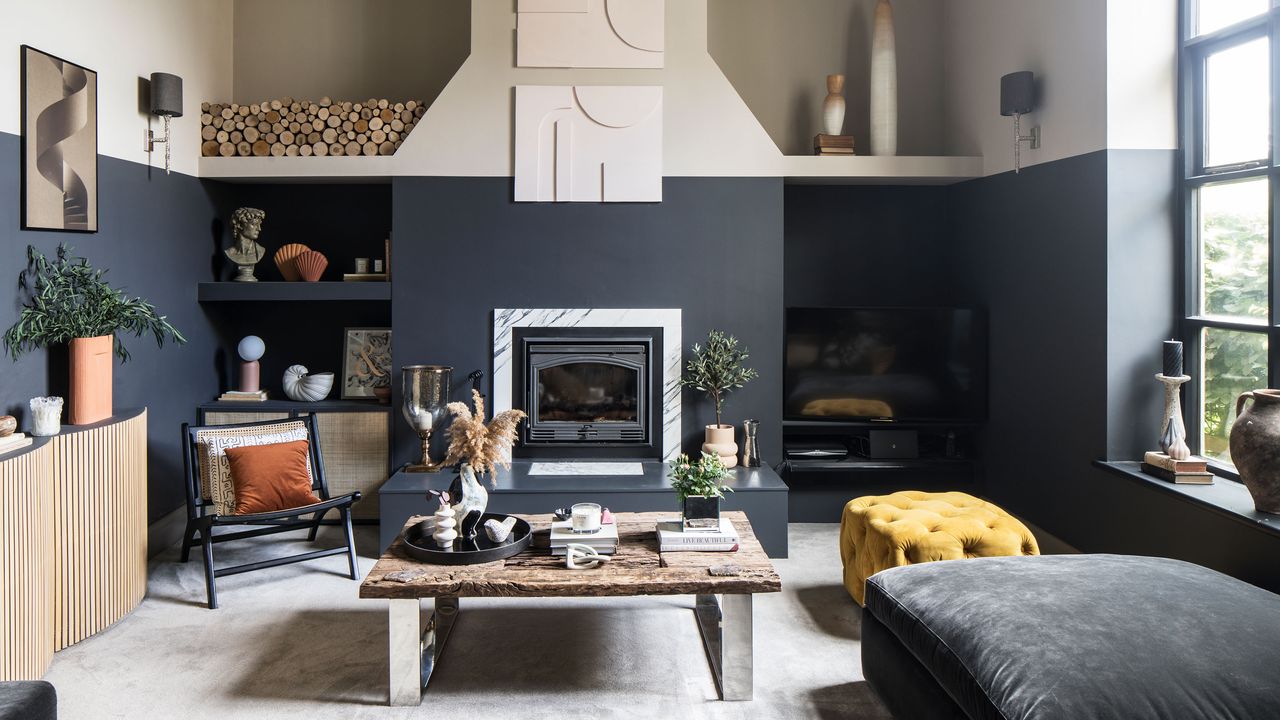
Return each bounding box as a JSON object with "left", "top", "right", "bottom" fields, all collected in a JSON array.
[
  {"left": 1201, "top": 328, "right": 1268, "bottom": 463},
  {"left": 1198, "top": 179, "right": 1269, "bottom": 320},
  {"left": 1197, "top": 0, "right": 1268, "bottom": 35},
  {"left": 1204, "top": 38, "right": 1270, "bottom": 168}
]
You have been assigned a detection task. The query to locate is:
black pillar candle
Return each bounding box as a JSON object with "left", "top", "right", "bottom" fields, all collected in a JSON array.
[{"left": 1163, "top": 340, "right": 1183, "bottom": 378}]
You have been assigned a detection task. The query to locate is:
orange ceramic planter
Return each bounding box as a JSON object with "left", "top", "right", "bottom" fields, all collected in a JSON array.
[{"left": 69, "top": 335, "right": 113, "bottom": 424}]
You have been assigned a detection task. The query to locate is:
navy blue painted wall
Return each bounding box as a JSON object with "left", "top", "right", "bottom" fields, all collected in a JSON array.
[
  {"left": 390, "top": 176, "right": 785, "bottom": 468},
  {"left": 0, "top": 131, "right": 220, "bottom": 523}
]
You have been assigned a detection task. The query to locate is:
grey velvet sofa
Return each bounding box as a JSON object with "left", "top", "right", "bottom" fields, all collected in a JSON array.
[{"left": 0, "top": 681, "right": 56, "bottom": 720}]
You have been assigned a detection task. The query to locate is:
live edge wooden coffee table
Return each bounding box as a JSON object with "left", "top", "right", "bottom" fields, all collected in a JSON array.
[{"left": 360, "top": 511, "right": 782, "bottom": 706}]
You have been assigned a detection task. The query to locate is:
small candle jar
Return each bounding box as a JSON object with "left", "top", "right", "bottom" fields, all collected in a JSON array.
[
  {"left": 570, "top": 503, "right": 602, "bottom": 533},
  {"left": 354, "top": 258, "right": 370, "bottom": 273},
  {"left": 373, "top": 259, "right": 384, "bottom": 273},
  {"left": 30, "top": 396, "right": 63, "bottom": 437}
]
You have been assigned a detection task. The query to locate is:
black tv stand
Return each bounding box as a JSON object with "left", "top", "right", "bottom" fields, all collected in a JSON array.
[{"left": 780, "top": 421, "right": 979, "bottom": 522}]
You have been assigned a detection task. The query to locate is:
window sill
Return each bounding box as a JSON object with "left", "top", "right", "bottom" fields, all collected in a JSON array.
[{"left": 1094, "top": 461, "right": 1280, "bottom": 538}]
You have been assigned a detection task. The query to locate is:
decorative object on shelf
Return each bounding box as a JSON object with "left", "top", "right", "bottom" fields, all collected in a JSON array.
[
  {"left": 681, "top": 329, "right": 759, "bottom": 469},
  {"left": 144, "top": 71, "right": 183, "bottom": 174},
  {"left": 374, "top": 259, "right": 384, "bottom": 273},
  {"left": 342, "top": 327, "right": 392, "bottom": 399},
  {"left": 1140, "top": 451, "right": 1213, "bottom": 485},
  {"left": 342, "top": 272, "right": 388, "bottom": 282},
  {"left": 294, "top": 250, "right": 328, "bottom": 283},
  {"left": 372, "top": 386, "right": 391, "bottom": 404},
  {"left": 402, "top": 364, "right": 452, "bottom": 472},
  {"left": 29, "top": 396, "right": 63, "bottom": 437},
  {"left": 869, "top": 0, "right": 897, "bottom": 156},
  {"left": 741, "top": 418, "right": 761, "bottom": 467},
  {"left": 442, "top": 389, "right": 527, "bottom": 539},
  {"left": 237, "top": 335, "right": 265, "bottom": 393},
  {"left": 484, "top": 516, "right": 517, "bottom": 543},
  {"left": 515, "top": 85, "right": 663, "bottom": 202},
  {"left": 1001, "top": 71, "right": 1041, "bottom": 174},
  {"left": 282, "top": 364, "right": 334, "bottom": 402},
  {"left": 669, "top": 452, "right": 733, "bottom": 531},
  {"left": 571, "top": 502, "right": 603, "bottom": 534},
  {"left": 1155, "top": 339, "right": 1191, "bottom": 461},
  {"left": 564, "top": 543, "right": 612, "bottom": 570},
  {"left": 822, "top": 73, "right": 846, "bottom": 136},
  {"left": 21, "top": 45, "right": 97, "bottom": 232},
  {"left": 273, "top": 243, "right": 311, "bottom": 281},
  {"left": 226, "top": 207, "right": 266, "bottom": 282},
  {"left": 517, "top": 0, "right": 664, "bottom": 68},
  {"left": 0, "top": 416, "right": 15, "bottom": 437},
  {"left": 354, "top": 258, "right": 370, "bottom": 274},
  {"left": 814, "top": 133, "right": 855, "bottom": 156},
  {"left": 3, "top": 245, "right": 185, "bottom": 425},
  {"left": 1229, "top": 389, "right": 1280, "bottom": 513},
  {"left": 199, "top": 96, "right": 423, "bottom": 158},
  {"left": 430, "top": 491, "right": 458, "bottom": 547}
]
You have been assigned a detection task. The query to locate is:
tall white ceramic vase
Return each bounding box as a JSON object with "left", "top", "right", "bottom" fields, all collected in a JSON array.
[{"left": 870, "top": 0, "right": 898, "bottom": 156}]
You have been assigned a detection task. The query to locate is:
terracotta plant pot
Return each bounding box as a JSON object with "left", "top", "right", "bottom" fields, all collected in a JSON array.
[
  {"left": 702, "top": 424, "right": 738, "bottom": 469},
  {"left": 69, "top": 335, "right": 113, "bottom": 425},
  {"left": 1229, "top": 389, "right": 1280, "bottom": 513}
]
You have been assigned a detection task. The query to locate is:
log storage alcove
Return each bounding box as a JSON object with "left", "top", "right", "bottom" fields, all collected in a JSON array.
[{"left": 0, "top": 409, "right": 148, "bottom": 679}]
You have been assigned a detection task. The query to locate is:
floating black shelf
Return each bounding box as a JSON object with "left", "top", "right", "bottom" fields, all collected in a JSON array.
[
  {"left": 197, "top": 282, "right": 390, "bottom": 302},
  {"left": 783, "top": 456, "right": 975, "bottom": 473}
]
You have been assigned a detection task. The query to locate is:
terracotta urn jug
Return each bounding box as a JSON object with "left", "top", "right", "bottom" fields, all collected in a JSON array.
[
  {"left": 1229, "top": 389, "right": 1280, "bottom": 513},
  {"left": 702, "top": 424, "right": 738, "bottom": 469}
]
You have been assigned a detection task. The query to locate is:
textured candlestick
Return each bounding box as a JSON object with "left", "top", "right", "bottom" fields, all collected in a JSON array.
[
  {"left": 1156, "top": 373, "right": 1191, "bottom": 460},
  {"left": 1163, "top": 340, "right": 1183, "bottom": 378}
]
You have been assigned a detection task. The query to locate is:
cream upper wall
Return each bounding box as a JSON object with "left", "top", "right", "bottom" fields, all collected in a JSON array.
[
  {"left": 708, "top": 0, "right": 944, "bottom": 156},
  {"left": 942, "top": 0, "right": 1109, "bottom": 176},
  {"left": 1106, "top": 0, "right": 1177, "bottom": 151},
  {"left": 231, "top": 0, "right": 470, "bottom": 108},
  {"left": 0, "top": 0, "right": 232, "bottom": 177},
  {"left": 393, "top": 0, "right": 783, "bottom": 176}
]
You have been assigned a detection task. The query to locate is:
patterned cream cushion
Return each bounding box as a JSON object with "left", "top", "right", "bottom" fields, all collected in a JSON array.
[{"left": 195, "top": 421, "right": 314, "bottom": 515}]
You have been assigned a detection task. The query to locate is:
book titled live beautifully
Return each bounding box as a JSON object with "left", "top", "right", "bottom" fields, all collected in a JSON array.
[{"left": 656, "top": 519, "right": 739, "bottom": 552}]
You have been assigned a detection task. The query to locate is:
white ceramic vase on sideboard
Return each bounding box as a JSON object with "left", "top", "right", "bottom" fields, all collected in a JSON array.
[{"left": 870, "top": 0, "right": 898, "bottom": 156}]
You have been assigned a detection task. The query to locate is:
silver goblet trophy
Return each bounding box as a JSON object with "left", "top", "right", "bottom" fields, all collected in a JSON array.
[{"left": 402, "top": 365, "right": 453, "bottom": 472}]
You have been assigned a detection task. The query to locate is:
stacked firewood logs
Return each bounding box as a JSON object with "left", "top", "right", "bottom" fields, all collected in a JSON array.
[{"left": 199, "top": 96, "right": 424, "bottom": 157}]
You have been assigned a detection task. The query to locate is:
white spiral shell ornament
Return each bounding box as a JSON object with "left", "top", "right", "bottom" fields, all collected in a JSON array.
[{"left": 282, "top": 365, "right": 335, "bottom": 402}]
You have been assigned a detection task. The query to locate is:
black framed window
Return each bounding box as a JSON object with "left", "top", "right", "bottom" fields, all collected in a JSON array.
[{"left": 1181, "top": 1, "right": 1277, "bottom": 473}]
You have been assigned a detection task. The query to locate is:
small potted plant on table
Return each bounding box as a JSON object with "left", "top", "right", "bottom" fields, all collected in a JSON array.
[
  {"left": 681, "top": 329, "right": 758, "bottom": 468},
  {"left": 670, "top": 452, "right": 733, "bottom": 531},
  {"left": 3, "top": 245, "right": 185, "bottom": 425}
]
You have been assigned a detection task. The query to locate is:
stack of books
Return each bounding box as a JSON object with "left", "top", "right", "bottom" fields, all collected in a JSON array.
[
  {"left": 0, "top": 433, "right": 33, "bottom": 456},
  {"left": 1141, "top": 451, "right": 1214, "bottom": 484},
  {"left": 218, "top": 390, "right": 268, "bottom": 402},
  {"left": 814, "top": 133, "right": 855, "bottom": 156},
  {"left": 656, "top": 518, "right": 739, "bottom": 552},
  {"left": 549, "top": 519, "right": 619, "bottom": 556}
]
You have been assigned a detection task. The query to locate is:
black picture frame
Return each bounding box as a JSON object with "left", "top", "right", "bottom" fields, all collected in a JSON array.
[{"left": 21, "top": 45, "right": 99, "bottom": 233}]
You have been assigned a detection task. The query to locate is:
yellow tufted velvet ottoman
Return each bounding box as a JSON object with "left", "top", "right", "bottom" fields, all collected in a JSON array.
[{"left": 840, "top": 491, "right": 1040, "bottom": 605}]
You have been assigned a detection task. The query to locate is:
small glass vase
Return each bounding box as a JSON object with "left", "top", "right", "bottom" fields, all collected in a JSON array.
[{"left": 682, "top": 495, "right": 721, "bottom": 531}]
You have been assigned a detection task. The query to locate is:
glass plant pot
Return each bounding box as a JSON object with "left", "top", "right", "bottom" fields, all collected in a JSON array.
[{"left": 682, "top": 495, "right": 721, "bottom": 531}]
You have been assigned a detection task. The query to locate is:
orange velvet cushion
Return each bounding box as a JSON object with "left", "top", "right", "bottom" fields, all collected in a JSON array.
[{"left": 224, "top": 440, "right": 321, "bottom": 515}]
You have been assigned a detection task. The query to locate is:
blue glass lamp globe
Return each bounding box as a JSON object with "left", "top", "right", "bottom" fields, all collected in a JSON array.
[{"left": 237, "top": 335, "right": 265, "bottom": 362}]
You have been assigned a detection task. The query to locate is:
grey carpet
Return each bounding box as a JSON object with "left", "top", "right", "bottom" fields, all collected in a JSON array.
[{"left": 44, "top": 523, "right": 889, "bottom": 719}]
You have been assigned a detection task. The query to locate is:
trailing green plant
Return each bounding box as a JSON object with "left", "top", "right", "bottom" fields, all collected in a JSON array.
[
  {"left": 3, "top": 244, "right": 186, "bottom": 362},
  {"left": 680, "top": 329, "right": 759, "bottom": 427},
  {"left": 669, "top": 452, "right": 734, "bottom": 501}
]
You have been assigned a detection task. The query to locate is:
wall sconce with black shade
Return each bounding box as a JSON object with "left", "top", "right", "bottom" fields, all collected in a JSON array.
[
  {"left": 1000, "top": 71, "right": 1040, "bottom": 174},
  {"left": 145, "top": 72, "right": 183, "bottom": 174}
]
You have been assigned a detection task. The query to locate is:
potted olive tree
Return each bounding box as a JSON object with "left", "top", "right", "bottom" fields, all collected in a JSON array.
[
  {"left": 681, "top": 329, "right": 758, "bottom": 468},
  {"left": 669, "top": 452, "right": 733, "bottom": 530},
  {"left": 3, "top": 245, "right": 186, "bottom": 424}
]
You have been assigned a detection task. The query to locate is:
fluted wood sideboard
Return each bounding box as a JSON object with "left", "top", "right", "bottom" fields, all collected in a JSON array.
[{"left": 0, "top": 409, "right": 147, "bottom": 680}]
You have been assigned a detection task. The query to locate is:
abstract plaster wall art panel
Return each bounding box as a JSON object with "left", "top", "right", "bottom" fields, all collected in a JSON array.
[
  {"left": 21, "top": 46, "right": 97, "bottom": 232},
  {"left": 514, "top": 85, "right": 662, "bottom": 203},
  {"left": 517, "top": 0, "right": 664, "bottom": 68}
]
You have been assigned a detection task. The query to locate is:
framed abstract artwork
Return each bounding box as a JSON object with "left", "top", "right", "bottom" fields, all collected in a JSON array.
[
  {"left": 21, "top": 45, "right": 98, "bottom": 232},
  {"left": 342, "top": 327, "right": 392, "bottom": 399}
]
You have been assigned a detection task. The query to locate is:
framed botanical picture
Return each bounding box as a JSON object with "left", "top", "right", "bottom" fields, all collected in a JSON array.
[
  {"left": 342, "top": 328, "right": 392, "bottom": 399},
  {"left": 21, "top": 45, "right": 98, "bottom": 232}
]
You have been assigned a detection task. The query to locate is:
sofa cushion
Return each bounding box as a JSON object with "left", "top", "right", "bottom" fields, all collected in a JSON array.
[
  {"left": 0, "top": 681, "right": 56, "bottom": 720},
  {"left": 864, "top": 554, "right": 1280, "bottom": 720}
]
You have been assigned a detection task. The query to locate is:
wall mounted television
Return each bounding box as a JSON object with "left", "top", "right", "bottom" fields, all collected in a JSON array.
[{"left": 784, "top": 307, "right": 987, "bottom": 423}]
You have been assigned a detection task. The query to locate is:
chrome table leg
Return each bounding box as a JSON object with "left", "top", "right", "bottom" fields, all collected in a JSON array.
[
  {"left": 388, "top": 596, "right": 458, "bottom": 706},
  {"left": 695, "top": 593, "right": 754, "bottom": 701}
]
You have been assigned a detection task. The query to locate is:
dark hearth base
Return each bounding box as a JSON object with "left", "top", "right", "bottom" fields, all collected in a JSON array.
[{"left": 378, "top": 461, "right": 790, "bottom": 557}]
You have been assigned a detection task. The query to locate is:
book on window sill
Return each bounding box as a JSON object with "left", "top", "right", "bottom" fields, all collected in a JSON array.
[
  {"left": 1140, "top": 462, "right": 1214, "bottom": 485},
  {"left": 656, "top": 519, "right": 739, "bottom": 545},
  {"left": 217, "top": 390, "right": 268, "bottom": 402},
  {"left": 1142, "top": 451, "right": 1208, "bottom": 474}
]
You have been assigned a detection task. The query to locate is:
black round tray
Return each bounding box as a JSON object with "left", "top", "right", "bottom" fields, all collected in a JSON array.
[{"left": 402, "top": 512, "right": 533, "bottom": 565}]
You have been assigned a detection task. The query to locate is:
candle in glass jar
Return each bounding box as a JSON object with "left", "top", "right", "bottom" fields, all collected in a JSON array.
[
  {"left": 570, "top": 503, "right": 602, "bottom": 533},
  {"left": 1163, "top": 340, "right": 1183, "bottom": 378},
  {"left": 29, "top": 396, "right": 63, "bottom": 437}
]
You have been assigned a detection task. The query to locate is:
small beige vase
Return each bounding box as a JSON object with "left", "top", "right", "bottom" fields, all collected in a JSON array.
[
  {"left": 822, "top": 74, "right": 846, "bottom": 136},
  {"left": 702, "top": 424, "right": 738, "bottom": 469}
]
